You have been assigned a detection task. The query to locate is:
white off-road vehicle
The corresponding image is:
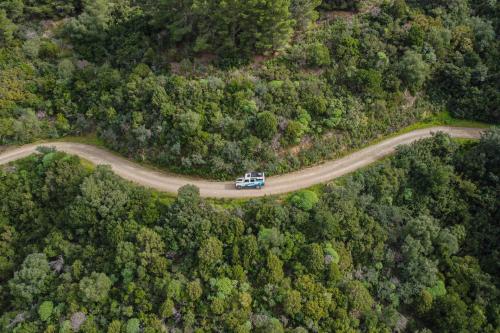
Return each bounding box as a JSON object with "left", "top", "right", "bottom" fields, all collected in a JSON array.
[{"left": 235, "top": 172, "right": 265, "bottom": 189}]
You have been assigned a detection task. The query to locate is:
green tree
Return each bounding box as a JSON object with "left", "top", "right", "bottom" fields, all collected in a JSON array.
[
  {"left": 126, "top": 318, "right": 140, "bottom": 333},
  {"left": 159, "top": 299, "right": 175, "bottom": 318},
  {"left": 198, "top": 236, "right": 223, "bottom": 268},
  {"left": 186, "top": 279, "right": 203, "bottom": 301},
  {"left": 79, "top": 272, "right": 112, "bottom": 303},
  {"left": 255, "top": 111, "right": 278, "bottom": 140},
  {"left": 8, "top": 253, "right": 51, "bottom": 305},
  {"left": 38, "top": 300, "right": 54, "bottom": 321},
  {"left": 307, "top": 42, "right": 331, "bottom": 67},
  {"left": 263, "top": 252, "right": 284, "bottom": 283},
  {"left": 283, "top": 289, "right": 302, "bottom": 315},
  {"left": 289, "top": 190, "right": 319, "bottom": 211},
  {"left": 305, "top": 243, "right": 324, "bottom": 273},
  {"left": 0, "top": 9, "right": 15, "bottom": 46},
  {"left": 284, "top": 120, "right": 306, "bottom": 144},
  {"left": 345, "top": 280, "right": 374, "bottom": 313},
  {"left": 107, "top": 320, "right": 122, "bottom": 333},
  {"left": 398, "top": 50, "right": 430, "bottom": 93},
  {"left": 0, "top": 0, "right": 24, "bottom": 19}
]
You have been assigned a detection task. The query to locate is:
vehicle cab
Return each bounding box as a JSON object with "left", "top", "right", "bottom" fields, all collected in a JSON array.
[{"left": 235, "top": 172, "right": 265, "bottom": 189}]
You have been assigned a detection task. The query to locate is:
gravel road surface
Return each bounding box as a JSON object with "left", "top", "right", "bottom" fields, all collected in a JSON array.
[{"left": 0, "top": 127, "right": 484, "bottom": 198}]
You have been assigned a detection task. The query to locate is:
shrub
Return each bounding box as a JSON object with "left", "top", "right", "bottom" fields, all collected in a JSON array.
[
  {"left": 289, "top": 190, "right": 319, "bottom": 211},
  {"left": 126, "top": 318, "right": 140, "bottom": 333},
  {"left": 307, "top": 42, "right": 331, "bottom": 67},
  {"left": 255, "top": 111, "right": 278, "bottom": 140},
  {"left": 38, "top": 300, "right": 54, "bottom": 321}
]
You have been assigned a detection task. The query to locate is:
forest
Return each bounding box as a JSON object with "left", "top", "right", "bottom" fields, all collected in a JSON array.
[
  {"left": 1, "top": 0, "right": 499, "bottom": 332},
  {"left": 0, "top": 130, "right": 499, "bottom": 332},
  {"left": 0, "top": 0, "right": 498, "bottom": 178}
]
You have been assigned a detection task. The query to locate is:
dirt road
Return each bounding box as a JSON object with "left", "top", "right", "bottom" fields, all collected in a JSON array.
[{"left": 0, "top": 127, "right": 484, "bottom": 198}]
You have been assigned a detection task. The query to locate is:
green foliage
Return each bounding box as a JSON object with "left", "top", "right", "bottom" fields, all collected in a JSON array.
[
  {"left": 0, "top": 0, "right": 499, "bottom": 327},
  {"left": 427, "top": 280, "right": 447, "bottom": 298},
  {"left": 399, "top": 50, "right": 430, "bottom": 94},
  {"left": 324, "top": 243, "right": 340, "bottom": 264},
  {"left": 8, "top": 253, "right": 51, "bottom": 305},
  {"left": 38, "top": 301, "right": 53, "bottom": 321},
  {"left": 321, "top": 0, "right": 360, "bottom": 11},
  {"left": 305, "top": 243, "right": 324, "bottom": 272},
  {"left": 255, "top": 111, "right": 278, "bottom": 140},
  {"left": 125, "top": 318, "right": 140, "bottom": 333},
  {"left": 0, "top": 133, "right": 498, "bottom": 331},
  {"left": 345, "top": 280, "right": 374, "bottom": 313},
  {"left": 198, "top": 236, "right": 223, "bottom": 268},
  {"left": 151, "top": 0, "right": 295, "bottom": 57},
  {"left": 79, "top": 272, "right": 112, "bottom": 303},
  {"left": 159, "top": 299, "right": 175, "bottom": 318},
  {"left": 0, "top": 0, "right": 497, "bottom": 180},
  {"left": 306, "top": 42, "right": 331, "bottom": 67},
  {"left": 289, "top": 190, "right": 319, "bottom": 211},
  {"left": 283, "top": 289, "right": 302, "bottom": 315},
  {"left": 284, "top": 120, "right": 306, "bottom": 144},
  {"left": 0, "top": 9, "right": 15, "bottom": 46}
]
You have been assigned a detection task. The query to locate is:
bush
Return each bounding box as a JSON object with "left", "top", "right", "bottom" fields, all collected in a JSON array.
[
  {"left": 285, "top": 120, "right": 306, "bottom": 144},
  {"left": 126, "top": 318, "right": 140, "bottom": 333},
  {"left": 289, "top": 190, "right": 319, "bottom": 211},
  {"left": 38, "top": 300, "right": 54, "bottom": 321},
  {"left": 255, "top": 111, "right": 278, "bottom": 140},
  {"left": 307, "top": 42, "right": 331, "bottom": 67}
]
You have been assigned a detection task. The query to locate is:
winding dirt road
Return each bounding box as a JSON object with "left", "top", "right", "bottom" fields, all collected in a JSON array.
[{"left": 0, "top": 127, "right": 484, "bottom": 198}]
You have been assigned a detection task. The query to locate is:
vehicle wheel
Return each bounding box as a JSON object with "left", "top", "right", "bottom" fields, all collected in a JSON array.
[
  {"left": 256, "top": 185, "right": 261, "bottom": 189},
  {"left": 236, "top": 185, "right": 241, "bottom": 190}
]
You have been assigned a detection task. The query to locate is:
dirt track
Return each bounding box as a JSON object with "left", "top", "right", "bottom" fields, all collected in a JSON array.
[{"left": 0, "top": 127, "right": 484, "bottom": 198}]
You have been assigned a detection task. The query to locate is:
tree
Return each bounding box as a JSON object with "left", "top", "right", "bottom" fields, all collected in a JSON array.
[
  {"left": 107, "top": 320, "right": 122, "bottom": 333},
  {"left": 307, "top": 42, "right": 331, "bottom": 67},
  {"left": 126, "top": 318, "right": 140, "bottom": 333},
  {"left": 198, "top": 236, "right": 223, "bottom": 268},
  {"left": 345, "top": 280, "right": 374, "bottom": 313},
  {"left": 8, "top": 253, "right": 51, "bottom": 305},
  {"left": 64, "top": 0, "right": 112, "bottom": 59},
  {"left": 186, "top": 279, "right": 203, "bottom": 301},
  {"left": 427, "top": 293, "right": 469, "bottom": 332},
  {"left": 263, "top": 252, "right": 284, "bottom": 283},
  {"left": 289, "top": 190, "right": 319, "bottom": 211},
  {"left": 79, "top": 272, "right": 112, "bottom": 303},
  {"left": 283, "top": 289, "right": 302, "bottom": 315},
  {"left": 311, "top": 206, "right": 341, "bottom": 240},
  {"left": 159, "top": 299, "right": 175, "bottom": 318},
  {"left": 398, "top": 50, "right": 430, "bottom": 93},
  {"left": 321, "top": 0, "right": 361, "bottom": 10},
  {"left": 0, "top": 9, "right": 15, "bottom": 46},
  {"left": 0, "top": 0, "right": 24, "bottom": 20},
  {"left": 416, "top": 289, "right": 433, "bottom": 314},
  {"left": 284, "top": 120, "right": 306, "bottom": 144},
  {"left": 38, "top": 301, "right": 54, "bottom": 321},
  {"left": 254, "top": 316, "right": 285, "bottom": 333},
  {"left": 136, "top": 227, "right": 167, "bottom": 274},
  {"left": 254, "top": 111, "right": 278, "bottom": 140},
  {"left": 156, "top": 0, "right": 294, "bottom": 56},
  {"left": 305, "top": 243, "right": 324, "bottom": 273},
  {"left": 290, "top": 0, "right": 321, "bottom": 31},
  {"left": 390, "top": 0, "right": 408, "bottom": 18}
]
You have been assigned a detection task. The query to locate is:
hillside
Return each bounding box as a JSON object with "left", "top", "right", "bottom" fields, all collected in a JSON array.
[
  {"left": 0, "top": 1, "right": 499, "bottom": 332},
  {"left": 0, "top": 131, "right": 499, "bottom": 332},
  {"left": 1, "top": 0, "right": 498, "bottom": 178}
]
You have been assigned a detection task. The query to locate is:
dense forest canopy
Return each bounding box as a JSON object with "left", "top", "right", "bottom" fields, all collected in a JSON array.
[
  {"left": 0, "top": 130, "right": 499, "bottom": 332},
  {"left": 1, "top": 2, "right": 499, "bottom": 331},
  {"left": 0, "top": 0, "right": 498, "bottom": 178}
]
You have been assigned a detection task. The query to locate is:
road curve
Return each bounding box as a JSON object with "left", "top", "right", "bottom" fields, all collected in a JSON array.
[{"left": 0, "top": 127, "right": 484, "bottom": 198}]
